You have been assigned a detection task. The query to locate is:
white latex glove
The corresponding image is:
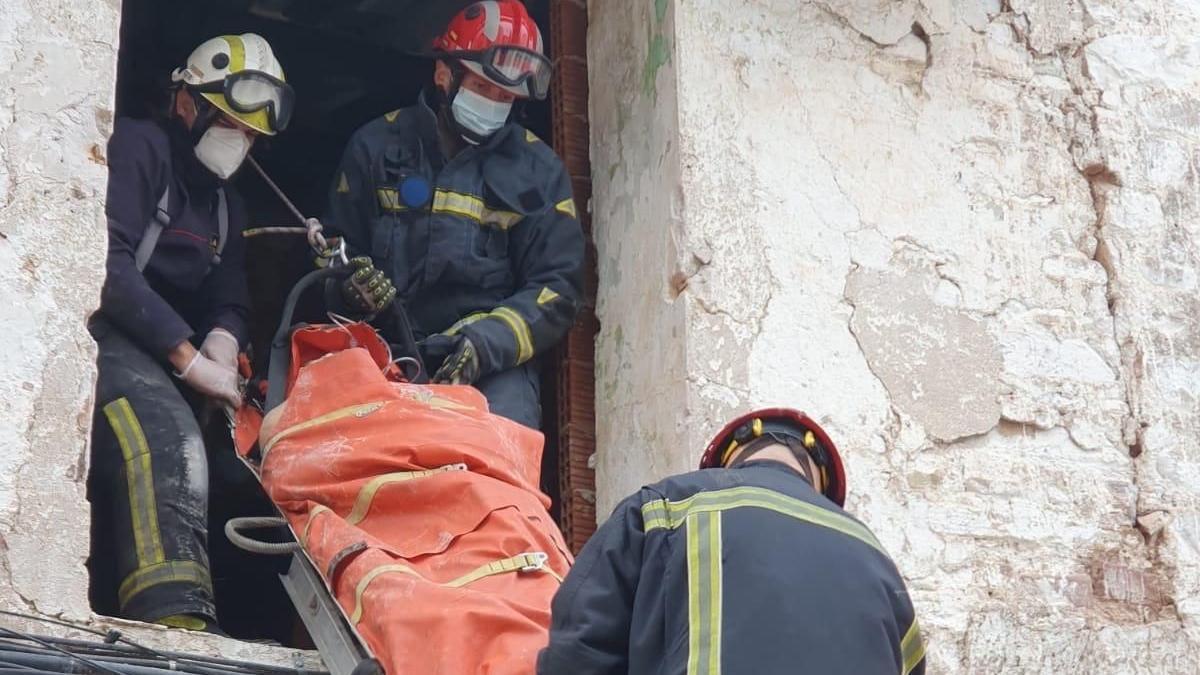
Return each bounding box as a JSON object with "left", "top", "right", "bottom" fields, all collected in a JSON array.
[
  {"left": 199, "top": 328, "right": 240, "bottom": 372},
  {"left": 176, "top": 352, "right": 242, "bottom": 409}
]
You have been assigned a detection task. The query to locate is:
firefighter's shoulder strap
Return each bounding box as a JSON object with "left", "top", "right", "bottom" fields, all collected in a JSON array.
[{"left": 134, "top": 185, "right": 229, "bottom": 272}]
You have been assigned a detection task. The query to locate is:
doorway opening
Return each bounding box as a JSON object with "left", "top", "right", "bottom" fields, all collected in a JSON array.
[{"left": 91, "top": 0, "right": 596, "bottom": 647}]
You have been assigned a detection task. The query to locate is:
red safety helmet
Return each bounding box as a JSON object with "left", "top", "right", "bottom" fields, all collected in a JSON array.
[
  {"left": 700, "top": 408, "right": 847, "bottom": 506},
  {"left": 433, "top": 1, "right": 552, "bottom": 100}
]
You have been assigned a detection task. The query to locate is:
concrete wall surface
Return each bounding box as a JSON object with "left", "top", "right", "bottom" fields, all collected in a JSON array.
[
  {"left": 0, "top": 0, "right": 116, "bottom": 619},
  {"left": 0, "top": 2, "right": 313, "bottom": 666},
  {"left": 590, "top": 0, "right": 1200, "bottom": 672}
]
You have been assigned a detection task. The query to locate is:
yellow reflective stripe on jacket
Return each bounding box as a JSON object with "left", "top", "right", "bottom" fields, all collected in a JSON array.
[
  {"left": 432, "top": 189, "right": 523, "bottom": 230},
  {"left": 442, "top": 307, "right": 534, "bottom": 365},
  {"left": 901, "top": 617, "right": 925, "bottom": 674},
  {"left": 378, "top": 186, "right": 522, "bottom": 229},
  {"left": 555, "top": 197, "right": 577, "bottom": 218},
  {"left": 686, "top": 511, "right": 723, "bottom": 675},
  {"left": 639, "top": 486, "right": 885, "bottom": 556},
  {"left": 443, "top": 312, "right": 490, "bottom": 336},
  {"left": 262, "top": 401, "right": 387, "bottom": 459},
  {"left": 118, "top": 560, "right": 211, "bottom": 610},
  {"left": 536, "top": 286, "right": 561, "bottom": 306},
  {"left": 377, "top": 188, "right": 408, "bottom": 212},
  {"left": 103, "top": 398, "right": 164, "bottom": 568},
  {"left": 491, "top": 306, "right": 534, "bottom": 364},
  {"left": 346, "top": 465, "right": 466, "bottom": 525},
  {"left": 349, "top": 553, "right": 559, "bottom": 624},
  {"left": 432, "top": 189, "right": 480, "bottom": 220}
]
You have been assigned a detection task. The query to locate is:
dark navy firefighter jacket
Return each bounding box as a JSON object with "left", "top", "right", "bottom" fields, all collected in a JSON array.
[
  {"left": 100, "top": 118, "right": 250, "bottom": 357},
  {"left": 323, "top": 94, "right": 584, "bottom": 379},
  {"left": 538, "top": 462, "right": 927, "bottom": 675}
]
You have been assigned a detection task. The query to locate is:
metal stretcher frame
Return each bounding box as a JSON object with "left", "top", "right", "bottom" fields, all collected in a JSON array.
[{"left": 228, "top": 266, "right": 383, "bottom": 675}]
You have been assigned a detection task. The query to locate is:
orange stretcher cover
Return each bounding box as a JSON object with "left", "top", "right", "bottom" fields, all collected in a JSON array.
[{"left": 248, "top": 324, "right": 572, "bottom": 674}]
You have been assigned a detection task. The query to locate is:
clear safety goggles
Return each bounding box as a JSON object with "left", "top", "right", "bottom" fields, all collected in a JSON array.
[
  {"left": 452, "top": 46, "right": 553, "bottom": 100},
  {"left": 196, "top": 70, "right": 296, "bottom": 132}
]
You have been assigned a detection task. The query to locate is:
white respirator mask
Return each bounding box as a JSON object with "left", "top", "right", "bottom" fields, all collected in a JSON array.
[
  {"left": 450, "top": 87, "right": 513, "bottom": 144},
  {"left": 194, "top": 125, "right": 253, "bottom": 179}
]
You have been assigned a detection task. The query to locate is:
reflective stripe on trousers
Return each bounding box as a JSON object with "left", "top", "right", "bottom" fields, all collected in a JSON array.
[{"left": 103, "top": 397, "right": 214, "bottom": 616}]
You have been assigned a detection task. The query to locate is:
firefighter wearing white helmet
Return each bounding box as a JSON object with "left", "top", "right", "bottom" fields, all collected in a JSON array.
[
  {"left": 88, "top": 33, "right": 292, "bottom": 634},
  {"left": 170, "top": 33, "right": 294, "bottom": 178}
]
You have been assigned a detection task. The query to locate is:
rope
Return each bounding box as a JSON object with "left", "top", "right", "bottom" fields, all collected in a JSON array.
[
  {"left": 246, "top": 156, "right": 306, "bottom": 226},
  {"left": 242, "top": 226, "right": 310, "bottom": 238}
]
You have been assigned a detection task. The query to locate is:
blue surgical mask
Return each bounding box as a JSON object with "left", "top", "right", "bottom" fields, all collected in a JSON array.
[{"left": 450, "top": 87, "right": 513, "bottom": 144}]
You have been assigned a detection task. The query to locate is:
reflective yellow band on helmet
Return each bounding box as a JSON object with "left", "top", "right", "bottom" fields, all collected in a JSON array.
[
  {"left": 719, "top": 440, "right": 739, "bottom": 467},
  {"left": 201, "top": 93, "right": 274, "bottom": 136},
  {"left": 222, "top": 35, "right": 246, "bottom": 73}
]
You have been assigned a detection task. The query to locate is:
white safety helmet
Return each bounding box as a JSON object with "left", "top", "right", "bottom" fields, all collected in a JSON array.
[{"left": 171, "top": 33, "right": 294, "bottom": 136}]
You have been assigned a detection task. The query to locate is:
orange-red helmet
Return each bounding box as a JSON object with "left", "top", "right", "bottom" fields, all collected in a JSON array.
[
  {"left": 701, "top": 408, "right": 847, "bottom": 506},
  {"left": 433, "top": 1, "right": 551, "bottom": 100}
]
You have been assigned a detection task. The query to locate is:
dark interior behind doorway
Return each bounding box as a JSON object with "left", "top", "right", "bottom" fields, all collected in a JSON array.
[{"left": 101, "top": 0, "right": 554, "bottom": 645}]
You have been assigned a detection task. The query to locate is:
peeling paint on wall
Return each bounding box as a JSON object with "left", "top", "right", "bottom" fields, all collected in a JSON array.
[{"left": 592, "top": 0, "right": 1200, "bottom": 671}]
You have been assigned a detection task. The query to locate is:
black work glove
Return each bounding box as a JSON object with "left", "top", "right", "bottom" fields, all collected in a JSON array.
[
  {"left": 421, "top": 334, "right": 481, "bottom": 385},
  {"left": 340, "top": 257, "right": 396, "bottom": 315}
]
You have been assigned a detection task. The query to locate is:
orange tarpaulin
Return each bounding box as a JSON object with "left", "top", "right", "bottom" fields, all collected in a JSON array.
[{"left": 250, "top": 324, "right": 572, "bottom": 674}]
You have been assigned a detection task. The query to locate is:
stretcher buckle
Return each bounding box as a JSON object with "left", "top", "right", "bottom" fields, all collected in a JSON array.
[{"left": 519, "top": 552, "right": 549, "bottom": 573}]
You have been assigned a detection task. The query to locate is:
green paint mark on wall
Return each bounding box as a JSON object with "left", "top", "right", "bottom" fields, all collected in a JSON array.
[
  {"left": 642, "top": 0, "right": 671, "bottom": 98},
  {"left": 643, "top": 34, "right": 670, "bottom": 97}
]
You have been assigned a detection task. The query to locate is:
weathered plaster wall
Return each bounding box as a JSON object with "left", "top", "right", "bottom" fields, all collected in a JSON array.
[
  {"left": 0, "top": 3, "right": 313, "bottom": 666},
  {"left": 591, "top": 0, "right": 1200, "bottom": 672},
  {"left": 0, "top": 0, "right": 116, "bottom": 619},
  {"left": 589, "top": 0, "right": 693, "bottom": 503}
]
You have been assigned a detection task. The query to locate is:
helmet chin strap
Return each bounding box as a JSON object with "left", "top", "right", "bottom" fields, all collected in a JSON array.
[
  {"left": 727, "top": 435, "right": 817, "bottom": 485},
  {"left": 178, "top": 88, "right": 223, "bottom": 146}
]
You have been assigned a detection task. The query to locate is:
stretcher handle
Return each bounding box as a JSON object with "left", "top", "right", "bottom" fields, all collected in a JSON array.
[
  {"left": 267, "top": 266, "right": 352, "bottom": 413},
  {"left": 225, "top": 517, "right": 300, "bottom": 555}
]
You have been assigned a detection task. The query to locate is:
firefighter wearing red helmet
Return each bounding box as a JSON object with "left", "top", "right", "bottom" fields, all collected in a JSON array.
[
  {"left": 539, "top": 408, "right": 926, "bottom": 675},
  {"left": 320, "top": 1, "right": 583, "bottom": 429}
]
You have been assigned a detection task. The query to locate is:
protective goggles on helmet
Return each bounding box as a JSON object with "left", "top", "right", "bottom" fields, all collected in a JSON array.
[
  {"left": 193, "top": 70, "right": 295, "bottom": 132},
  {"left": 446, "top": 46, "right": 553, "bottom": 100}
]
